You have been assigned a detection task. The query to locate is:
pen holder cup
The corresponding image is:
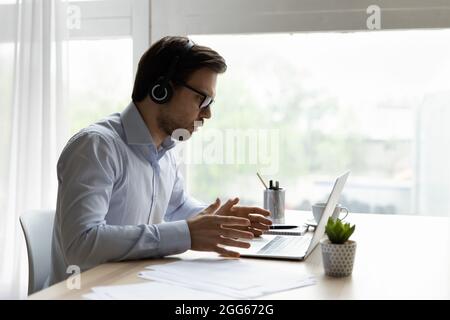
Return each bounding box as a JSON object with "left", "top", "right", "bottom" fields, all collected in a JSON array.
[{"left": 264, "top": 189, "right": 285, "bottom": 224}]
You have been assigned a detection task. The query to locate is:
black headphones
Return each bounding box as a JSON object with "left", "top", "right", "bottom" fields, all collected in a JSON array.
[{"left": 149, "top": 39, "right": 194, "bottom": 104}]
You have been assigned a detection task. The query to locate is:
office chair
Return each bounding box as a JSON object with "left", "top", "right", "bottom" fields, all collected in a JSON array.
[{"left": 19, "top": 209, "right": 55, "bottom": 295}]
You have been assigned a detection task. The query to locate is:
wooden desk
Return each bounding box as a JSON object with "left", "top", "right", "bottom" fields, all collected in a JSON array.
[{"left": 30, "top": 211, "right": 450, "bottom": 299}]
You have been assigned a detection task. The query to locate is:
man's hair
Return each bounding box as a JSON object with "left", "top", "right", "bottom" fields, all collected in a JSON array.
[{"left": 132, "top": 36, "right": 227, "bottom": 103}]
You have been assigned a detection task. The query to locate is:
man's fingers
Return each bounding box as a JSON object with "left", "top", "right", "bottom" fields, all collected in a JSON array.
[
  {"left": 249, "top": 228, "right": 264, "bottom": 237},
  {"left": 216, "top": 197, "right": 239, "bottom": 215},
  {"left": 248, "top": 213, "right": 272, "bottom": 225},
  {"left": 202, "top": 198, "right": 221, "bottom": 215},
  {"left": 223, "top": 215, "right": 271, "bottom": 231},
  {"left": 220, "top": 226, "right": 254, "bottom": 239},
  {"left": 218, "top": 236, "right": 251, "bottom": 249},
  {"left": 214, "top": 246, "right": 240, "bottom": 258},
  {"left": 232, "top": 206, "right": 271, "bottom": 217},
  {"left": 213, "top": 215, "right": 250, "bottom": 227},
  {"left": 224, "top": 225, "right": 266, "bottom": 236},
  {"left": 250, "top": 221, "right": 271, "bottom": 231}
]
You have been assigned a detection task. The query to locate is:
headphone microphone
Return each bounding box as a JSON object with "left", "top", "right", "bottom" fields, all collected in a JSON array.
[{"left": 149, "top": 39, "right": 194, "bottom": 104}]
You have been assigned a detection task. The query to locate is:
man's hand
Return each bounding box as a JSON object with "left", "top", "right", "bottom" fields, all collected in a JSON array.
[
  {"left": 187, "top": 199, "right": 255, "bottom": 257},
  {"left": 216, "top": 197, "right": 273, "bottom": 237}
]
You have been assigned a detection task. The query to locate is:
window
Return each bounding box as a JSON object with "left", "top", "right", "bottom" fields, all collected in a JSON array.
[
  {"left": 66, "top": 0, "right": 138, "bottom": 134},
  {"left": 184, "top": 30, "right": 450, "bottom": 216},
  {"left": 68, "top": 38, "right": 133, "bottom": 134},
  {"left": 0, "top": 0, "right": 142, "bottom": 231}
]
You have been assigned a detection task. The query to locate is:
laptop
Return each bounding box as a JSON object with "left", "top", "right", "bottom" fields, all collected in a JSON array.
[{"left": 232, "top": 171, "right": 350, "bottom": 260}]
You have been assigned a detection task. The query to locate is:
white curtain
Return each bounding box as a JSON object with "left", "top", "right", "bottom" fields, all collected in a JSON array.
[{"left": 0, "top": 0, "right": 68, "bottom": 299}]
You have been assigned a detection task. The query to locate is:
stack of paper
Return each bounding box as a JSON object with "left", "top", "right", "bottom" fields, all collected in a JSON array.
[
  {"left": 138, "top": 258, "right": 316, "bottom": 299},
  {"left": 83, "top": 258, "right": 316, "bottom": 300}
]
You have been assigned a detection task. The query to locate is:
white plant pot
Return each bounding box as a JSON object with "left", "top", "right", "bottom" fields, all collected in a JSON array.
[{"left": 320, "top": 238, "right": 357, "bottom": 277}]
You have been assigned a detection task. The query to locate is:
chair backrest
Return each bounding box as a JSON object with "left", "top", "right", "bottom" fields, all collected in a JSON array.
[{"left": 19, "top": 210, "right": 55, "bottom": 295}]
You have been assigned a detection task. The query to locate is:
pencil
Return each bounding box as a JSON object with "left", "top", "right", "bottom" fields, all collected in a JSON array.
[{"left": 256, "top": 172, "right": 268, "bottom": 189}]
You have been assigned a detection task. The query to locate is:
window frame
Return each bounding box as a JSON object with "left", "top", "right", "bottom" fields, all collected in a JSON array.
[
  {"left": 150, "top": 0, "right": 450, "bottom": 41},
  {"left": 0, "top": 0, "right": 150, "bottom": 78}
]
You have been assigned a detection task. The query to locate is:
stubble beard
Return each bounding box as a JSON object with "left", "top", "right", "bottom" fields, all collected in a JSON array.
[{"left": 157, "top": 112, "right": 192, "bottom": 137}]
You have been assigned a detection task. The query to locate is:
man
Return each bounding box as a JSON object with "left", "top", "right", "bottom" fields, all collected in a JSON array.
[{"left": 50, "top": 36, "right": 272, "bottom": 285}]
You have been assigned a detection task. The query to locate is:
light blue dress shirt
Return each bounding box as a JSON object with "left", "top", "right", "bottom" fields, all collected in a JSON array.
[{"left": 50, "top": 102, "right": 206, "bottom": 284}]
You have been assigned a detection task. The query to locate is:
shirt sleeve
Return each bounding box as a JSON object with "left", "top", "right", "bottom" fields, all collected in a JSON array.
[
  {"left": 56, "top": 132, "right": 191, "bottom": 272},
  {"left": 164, "top": 159, "right": 207, "bottom": 222}
]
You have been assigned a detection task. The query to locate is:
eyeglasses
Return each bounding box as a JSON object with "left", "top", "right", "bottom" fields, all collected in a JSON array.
[{"left": 176, "top": 80, "right": 214, "bottom": 109}]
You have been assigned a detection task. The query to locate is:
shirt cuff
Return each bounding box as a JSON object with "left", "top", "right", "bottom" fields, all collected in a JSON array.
[{"left": 156, "top": 220, "right": 191, "bottom": 256}]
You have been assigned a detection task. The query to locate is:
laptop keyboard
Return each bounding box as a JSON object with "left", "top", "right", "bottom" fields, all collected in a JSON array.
[{"left": 257, "top": 235, "right": 311, "bottom": 255}]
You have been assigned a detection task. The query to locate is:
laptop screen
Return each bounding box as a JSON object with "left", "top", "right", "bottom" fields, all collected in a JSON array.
[{"left": 305, "top": 171, "right": 350, "bottom": 257}]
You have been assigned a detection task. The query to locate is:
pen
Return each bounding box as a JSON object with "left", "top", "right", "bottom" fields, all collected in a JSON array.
[{"left": 269, "top": 225, "right": 298, "bottom": 229}]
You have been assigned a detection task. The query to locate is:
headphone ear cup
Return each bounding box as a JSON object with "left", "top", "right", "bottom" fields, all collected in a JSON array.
[{"left": 150, "top": 78, "right": 173, "bottom": 104}]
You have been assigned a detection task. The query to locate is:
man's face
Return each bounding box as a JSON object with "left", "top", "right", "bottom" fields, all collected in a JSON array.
[{"left": 157, "top": 67, "right": 217, "bottom": 137}]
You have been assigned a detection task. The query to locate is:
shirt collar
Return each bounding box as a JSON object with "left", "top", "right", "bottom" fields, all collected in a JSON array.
[{"left": 120, "top": 101, "right": 176, "bottom": 153}]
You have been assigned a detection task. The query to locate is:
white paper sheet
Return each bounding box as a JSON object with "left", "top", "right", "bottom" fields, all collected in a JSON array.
[
  {"left": 85, "top": 281, "right": 228, "bottom": 300},
  {"left": 139, "top": 258, "right": 316, "bottom": 299}
]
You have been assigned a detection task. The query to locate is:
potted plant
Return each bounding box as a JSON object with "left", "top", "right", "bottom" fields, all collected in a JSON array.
[{"left": 320, "top": 217, "right": 356, "bottom": 277}]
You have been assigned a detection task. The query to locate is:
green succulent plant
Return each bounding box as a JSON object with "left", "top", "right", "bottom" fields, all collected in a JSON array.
[{"left": 324, "top": 217, "right": 355, "bottom": 244}]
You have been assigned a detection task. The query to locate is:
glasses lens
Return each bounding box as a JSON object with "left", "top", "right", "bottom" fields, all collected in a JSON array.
[{"left": 200, "top": 96, "right": 213, "bottom": 109}]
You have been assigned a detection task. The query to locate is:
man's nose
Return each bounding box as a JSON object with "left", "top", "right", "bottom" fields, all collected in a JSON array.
[{"left": 199, "top": 106, "right": 211, "bottom": 119}]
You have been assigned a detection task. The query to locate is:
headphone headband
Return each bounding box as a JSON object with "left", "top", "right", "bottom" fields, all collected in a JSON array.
[
  {"left": 149, "top": 38, "right": 194, "bottom": 104},
  {"left": 164, "top": 39, "right": 194, "bottom": 83}
]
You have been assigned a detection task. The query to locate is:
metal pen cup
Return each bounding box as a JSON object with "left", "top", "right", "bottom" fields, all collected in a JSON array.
[{"left": 264, "top": 188, "right": 285, "bottom": 224}]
